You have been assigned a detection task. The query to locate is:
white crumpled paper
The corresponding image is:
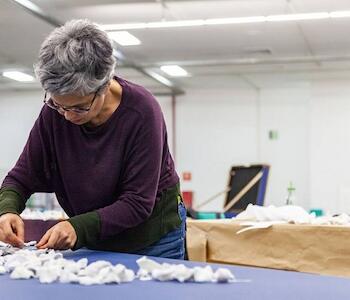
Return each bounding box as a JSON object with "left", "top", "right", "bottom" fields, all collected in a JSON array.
[
  {"left": 235, "top": 204, "right": 350, "bottom": 234},
  {"left": 236, "top": 204, "right": 314, "bottom": 224}
]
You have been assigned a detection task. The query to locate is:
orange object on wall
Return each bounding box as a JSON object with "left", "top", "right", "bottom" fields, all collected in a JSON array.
[{"left": 182, "top": 172, "right": 192, "bottom": 181}]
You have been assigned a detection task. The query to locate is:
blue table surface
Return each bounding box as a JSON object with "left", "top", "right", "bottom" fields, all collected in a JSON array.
[{"left": 0, "top": 249, "right": 349, "bottom": 300}]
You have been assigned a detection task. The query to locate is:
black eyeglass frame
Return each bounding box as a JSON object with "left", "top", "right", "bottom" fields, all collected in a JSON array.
[{"left": 43, "top": 87, "right": 101, "bottom": 114}]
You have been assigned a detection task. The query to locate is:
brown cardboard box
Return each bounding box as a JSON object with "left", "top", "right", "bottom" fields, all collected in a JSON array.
[{"left": 186, "top": 219, "right": 350, "bottom": 277}]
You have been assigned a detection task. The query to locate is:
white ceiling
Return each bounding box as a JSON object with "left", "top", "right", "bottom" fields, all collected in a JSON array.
[{"left": 1, "top": 0, "right": 350, "bottom": 93}]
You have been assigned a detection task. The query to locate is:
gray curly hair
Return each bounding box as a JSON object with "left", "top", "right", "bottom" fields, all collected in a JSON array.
[{"left": 34, "top": 19, "right": 116, "bottom": 96}]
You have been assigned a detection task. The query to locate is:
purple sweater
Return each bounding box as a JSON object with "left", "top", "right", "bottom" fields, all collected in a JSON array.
[{"left": 2, "top": 77, "right": 179, "bottom": 239}]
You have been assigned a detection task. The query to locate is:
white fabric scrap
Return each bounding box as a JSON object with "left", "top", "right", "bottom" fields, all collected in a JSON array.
[
  {"left": 10, "top": 266, "right": 34, "bottom": 279},
  {"left": 0, "top": 266, "right": 6, "bottom": 274},
  {"left": 0, "top": 242, "right": 135, "bottom": 285},
  {"left": 235, "top": 204, "right": 350, "bottom": 234},
  {"left": 24, "top": 241, "right": 37, "bottom": 247},
  {"left": 0, "top": 242, "right": 239, "bottom": 285},
  {"left": 59, "top": 270, "right": 79, "bottom": 284},
  {"left": 237, "top": 204, "right": 350, "bottom": 225},
  {"left": 193, "top": 266, "right": 214, "bottom": 283},
  {"left": 20, "top": 209, "right": 68, "bottom": 221},
  {"left": 78, "top": 260, "right": 112, "bottom": 277},
  {"left": 136, "top": 256, "right": 163, "bottom": 272},
  {"left": 214, "top": 268, "right": 235, "bottom": 282},
  {"left": 38, "top": 265, "right": 61, "bottom": 283},
  {"left": 236, "top": 204, "right": 314, "bottom": 224},
  {"left": 136, "top": 256, "right": 235, "bottom": 283},
  {"left": 310, "top": 213, "right": 350, "bottom": 225},
  {"left": 137, "top": 268, "right": 152, "bottom": 281}
]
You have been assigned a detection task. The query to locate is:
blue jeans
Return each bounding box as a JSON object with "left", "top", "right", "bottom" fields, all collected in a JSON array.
[{"left": 135, "top": 202, "right": 186, "bottom": 259}]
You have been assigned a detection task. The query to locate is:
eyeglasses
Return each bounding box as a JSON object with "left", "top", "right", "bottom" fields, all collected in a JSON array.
[{"left": 43, "top": 88, "right": 100, "bottom": 114}]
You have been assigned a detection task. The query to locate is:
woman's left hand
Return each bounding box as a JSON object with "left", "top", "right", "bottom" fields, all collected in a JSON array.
[{"left": 36, "top": 221, "right": 77, "bottom": 250}]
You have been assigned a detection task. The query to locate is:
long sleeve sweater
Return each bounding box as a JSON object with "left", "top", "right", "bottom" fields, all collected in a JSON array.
[{"left": 0, "top": 76, "right": 180, "bottom": 250}]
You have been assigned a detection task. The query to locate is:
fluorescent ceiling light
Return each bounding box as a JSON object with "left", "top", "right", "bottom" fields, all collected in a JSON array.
[
  {"left": 12, "top": 0, "right": 42, "bottom": 14},
  {"left": 266, "top": 12, "right": 329, "bottom": 22},
  {"left": 101, "top": 10, "right": 350, "bottom": 31},
  {"left": 108, "top": 31, "right": 141, "bottom": 46},
  {"left": 2, "top": 71, "right": 34, "bottom": 82},
  {"left": 161, "top": 65, "right": 188, "bottom": 77},
  {"left": 205, "top": 16, "right": 266, "bottom": 25},
  {"left": 330, "top": 11, "right": 350, "bottom": 18},
  {"left": 146, "top": 70, "right": 174, "bottom": 87},
  {"left": 147, "top": 20, "right": 205, "bottom": 28}
]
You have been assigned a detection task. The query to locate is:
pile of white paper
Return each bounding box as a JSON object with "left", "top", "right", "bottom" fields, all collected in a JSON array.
[
  {"left": 236, "top": 204, "right": 314, "bottom": 224},
  {"left": 235, "top": 204, "right": 350, "bottom": 233},
  {"left": 20, "top": 209, "right": 68, "bottom": 220}
]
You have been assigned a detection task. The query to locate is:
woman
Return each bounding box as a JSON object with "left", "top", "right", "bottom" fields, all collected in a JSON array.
[{"left": 0, "top": 19, "right": 186, "bottom": 259}]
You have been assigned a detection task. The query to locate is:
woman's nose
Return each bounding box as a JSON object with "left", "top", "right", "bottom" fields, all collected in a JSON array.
[{"left": 64, "top": 110, "right": 76, "bottom": 120}]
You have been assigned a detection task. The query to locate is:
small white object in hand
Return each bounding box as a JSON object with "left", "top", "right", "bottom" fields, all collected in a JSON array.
[{"left": 24, "top": 241, "right": 37, "bottom": 247}]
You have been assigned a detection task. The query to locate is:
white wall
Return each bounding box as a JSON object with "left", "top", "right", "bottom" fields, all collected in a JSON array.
[
  {"left": 0, "top": 91, "right": 43, "bottom": 176},
  {"left": 157, "top": 96, "right": 174, "bottom": 157},
  {"left": 259, "top": 88, "right": 311, "bottom": 208},
  {"left": 176, "top": 88, "right": 259, "bottom": 210},
  {"left": 2, "top": 79, "right": 350, "bottom": 215},
  {"left": 174, "top": 80, "right": 350, "bottom": 214},
  {"left": 175, "top": 86, "right": 311, "bottom": 210},
  {"left": 309, "top": 81, "right": 350, "bottom": 214}
]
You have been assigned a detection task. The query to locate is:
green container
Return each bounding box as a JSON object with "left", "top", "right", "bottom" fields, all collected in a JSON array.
[
  {"left": 196, "top": 212, "right": 225, "bottom": 219},
  {"left": 309, "top": 208, "right": 324, "bottom": 217}
]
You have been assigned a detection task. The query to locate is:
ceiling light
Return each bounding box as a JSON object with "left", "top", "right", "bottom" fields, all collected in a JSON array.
[
  {"left": 330, "top": 11, "right": 350, "bottom": 18},
  {"left": 145, "top": 70, "right": 174, "bottom": 87},
  {"left": 160, "top": 65, "right": 188, "bottom": 77},
  {"left": 101, "top": 10, "right": 350, "bottom": 31},
  {"left": 266, "top": 12, "right": 329, "bottom": 22},
  {"left": 205, "top": 16, "right": 266, "bottom": 25},
  {"left": 147, "top": 20, "right": 205, "bottom": 28},
  {"left": 108, "top": 31, "right": 141, "bottom": 46},
  {"left": 2, "top": 71, "right": 34, "bottom": 82},
  {"left": 12, "top": 0, "right": 41, "bottom": 14}
]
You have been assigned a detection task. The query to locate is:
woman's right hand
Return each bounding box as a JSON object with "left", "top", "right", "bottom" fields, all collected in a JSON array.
[{"left": 0, "top": 213, "right": 24, "bottom": 247}]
